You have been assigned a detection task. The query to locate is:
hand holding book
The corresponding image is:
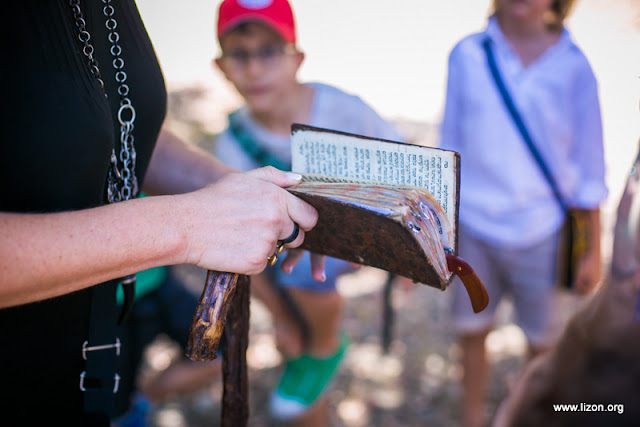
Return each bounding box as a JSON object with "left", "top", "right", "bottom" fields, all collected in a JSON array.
[
  {"left": 289, "top": 124, "right": 488, "bottom": 311},
  {"left": 287, "top": 175, "right": 488, "bottom": 313},
  {"left": 186, "top": 124, "right": 488, "bottom": 362}
]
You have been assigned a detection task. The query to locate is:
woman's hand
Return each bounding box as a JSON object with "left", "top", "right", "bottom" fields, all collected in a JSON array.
[
  {"left": 0, "top": 167, "right": 316, "bottom": 307},
  {"left": 177, "top": 167, "right": 318, "bottom": 275}
]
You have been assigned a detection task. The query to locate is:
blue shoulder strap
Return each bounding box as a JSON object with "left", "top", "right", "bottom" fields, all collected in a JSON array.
[
  {"left": 482, "top": 38, "right": 567, "bottom": 212},
  {"left": 228, "top": 110, "right": 291, "bottom": 171}
]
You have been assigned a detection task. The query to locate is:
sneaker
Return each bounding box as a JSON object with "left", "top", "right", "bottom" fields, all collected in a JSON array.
[{"left": 269, "top": 333, "right": 349, "bottom": 420}]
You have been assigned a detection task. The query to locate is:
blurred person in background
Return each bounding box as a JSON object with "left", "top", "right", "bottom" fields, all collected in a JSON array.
[
  {"left": 493, "top": 140, "right": 640, "bottom": 427},
  {"left": 212, "top": 0, "right": 404, "bottom": 424},
  {"left": 439, "top": 0, "right": 607, "bottom": 426}
]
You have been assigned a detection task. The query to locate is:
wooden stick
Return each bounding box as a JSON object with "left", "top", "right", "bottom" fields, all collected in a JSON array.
[
  {"left": 185, "top": 270, "right": 239, "bottom": 361},
  {"left": 221, "top": 275, "right": 250, "bottom": 426}
]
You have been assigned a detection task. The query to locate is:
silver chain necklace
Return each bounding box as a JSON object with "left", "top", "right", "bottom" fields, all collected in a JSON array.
[{"left": 69, "top": 0, "right": 138, "bottom": 203}]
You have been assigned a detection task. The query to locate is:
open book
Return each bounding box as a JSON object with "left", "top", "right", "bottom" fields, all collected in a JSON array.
[
  {"left": 185, "top": 124, "right": 488, "bottom": 362},
  {"left": 287, "top": 124, "right": 488, "bottom": 313}
]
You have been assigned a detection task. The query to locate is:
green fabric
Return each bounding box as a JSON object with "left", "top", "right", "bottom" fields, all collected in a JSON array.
[
  {"left": 115, "top": 192, "right": 169, "bottom": 305},
  {"left": 275, "top": 333, "right": 349, "bottom": 407},
  {"left": 116, "top": 266, "right": 169, "bottom": 305},
  {"left": 228, "top": 110, "right": 291, "bottom": 170}
]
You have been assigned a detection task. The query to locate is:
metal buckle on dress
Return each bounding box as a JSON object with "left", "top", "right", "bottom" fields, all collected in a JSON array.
[
  {"left": 79, "top": 371, "right": 121, "bottom": 393},
  {"left": 81, "top": 337, "right": 121, "bottom": 360}
]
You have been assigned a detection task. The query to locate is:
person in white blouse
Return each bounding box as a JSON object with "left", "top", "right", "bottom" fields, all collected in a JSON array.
[{"left": 439, "top": 1, "right": 608, "bottom": 426}]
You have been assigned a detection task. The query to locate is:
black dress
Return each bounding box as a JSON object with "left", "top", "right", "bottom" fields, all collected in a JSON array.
[{"left": 0, "top": 0, "right": 166, "bottom": 423}]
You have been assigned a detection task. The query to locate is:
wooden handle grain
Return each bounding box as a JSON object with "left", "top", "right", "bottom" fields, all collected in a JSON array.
[{"left": 185, "top": 270, "right": 239, "bottom": 361}]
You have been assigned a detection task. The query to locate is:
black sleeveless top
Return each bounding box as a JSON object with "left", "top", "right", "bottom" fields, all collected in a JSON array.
[{"left": 0, "top": 1, "right": 166, "bottom": 422}]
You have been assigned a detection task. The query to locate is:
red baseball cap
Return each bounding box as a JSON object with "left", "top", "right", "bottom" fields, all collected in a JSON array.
[{"left": 217, "top": 0, "right": 296, "bottom": 44}]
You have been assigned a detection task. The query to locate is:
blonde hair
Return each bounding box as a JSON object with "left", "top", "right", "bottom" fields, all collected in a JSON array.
[{"left": 491, "top": 0, "right": 576, "bottom": 31}]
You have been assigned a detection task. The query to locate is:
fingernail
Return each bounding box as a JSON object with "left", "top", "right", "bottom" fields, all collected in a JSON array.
[
  {"left": 284, "top": 264, "right": 293, "bottom": 274},
  {"left": 285, "top": 172, "right": 302, "bottom": 181}
]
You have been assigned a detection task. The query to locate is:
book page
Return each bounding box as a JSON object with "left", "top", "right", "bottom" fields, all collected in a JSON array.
[{"left": 291, "top": 126, "right": 459, "bottom": 233}]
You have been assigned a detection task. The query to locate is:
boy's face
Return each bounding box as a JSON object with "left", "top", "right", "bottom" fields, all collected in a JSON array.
[{"left": 216, "top": 22, "right": 303, "bottom": 115}]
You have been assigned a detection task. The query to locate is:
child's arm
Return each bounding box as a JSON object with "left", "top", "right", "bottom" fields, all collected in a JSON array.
[
  {"left": 143, "top": 128, "right": 237, "bottom": 196},
  {"left": 573, "top": 208, "right": 602, "bottom": 294}
]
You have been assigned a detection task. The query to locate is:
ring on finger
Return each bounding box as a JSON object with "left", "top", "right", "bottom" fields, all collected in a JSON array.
[
  {"left": 267, "top": 223, "right": 300, "bottom": 266},
  {"left": 278, "top": 222, "right": 299, "bottom": 245},
  {"left": 267, "top": 253, "right": 278, "bottom": 267}
]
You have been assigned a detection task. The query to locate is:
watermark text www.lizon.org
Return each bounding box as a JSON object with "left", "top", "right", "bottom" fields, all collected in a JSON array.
[{"left": 553, "top": 403, "right": 624, "bottom": 414}]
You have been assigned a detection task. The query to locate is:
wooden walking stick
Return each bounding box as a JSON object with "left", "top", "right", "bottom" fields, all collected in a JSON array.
[
  {"left": 185, "top": 225, "right": 298, "bottom": 425},
  {"left": 221, "top": 274, "right": 250, "bottom": 426},
  {"left": 186, "top": 270, "right": 240, "bottom": 361},
  {"left": 186, "top": 270, "right": 250, "bottom": 426}
]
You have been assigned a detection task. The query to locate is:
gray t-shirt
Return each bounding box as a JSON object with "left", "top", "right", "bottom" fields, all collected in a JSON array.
[
  {"left": 213, "top": 82, "right": 403, "bottom": 290},
  {"left": 214, "top": 82, "right": 403, "bottom": 170}
]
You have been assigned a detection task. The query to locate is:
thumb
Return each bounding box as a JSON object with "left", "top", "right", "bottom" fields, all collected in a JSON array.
[{"left": 247, "top": 166, "right": 303, "bottom": 188}]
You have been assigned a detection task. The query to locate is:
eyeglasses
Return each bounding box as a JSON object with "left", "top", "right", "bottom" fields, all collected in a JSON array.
[{"left": 220, "top": 44, "right": 297, "bottom": 68}]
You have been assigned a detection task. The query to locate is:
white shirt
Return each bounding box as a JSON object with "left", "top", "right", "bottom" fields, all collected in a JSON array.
[
  {"left": 214, "top": 82, "right": 403, "bottom": 171},
  {"left": 440, "top": 17, "right": 608, "bottom": 248}
]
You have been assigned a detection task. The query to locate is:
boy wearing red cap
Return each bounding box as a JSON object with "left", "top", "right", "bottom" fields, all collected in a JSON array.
[{"left": 214, "top": 0, "right": 403, "bottom": 423}]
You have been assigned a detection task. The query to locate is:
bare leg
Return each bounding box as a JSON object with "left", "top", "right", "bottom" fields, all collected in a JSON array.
[
  {"left": 250, "top": 273, "right": 343, "bottom": 357},
  {"left": 461, "top": 329, "right": 490, "bottom": 427},
  {"left": 251, "top": 273, "right": 305, "bottom": 358},
  {"left": 278, "top": 289, "right": 341, "bottom": 427},
  {"left": 252, "top": 273, "right": 343, "bottom": 426},
  {"left": 286, "top": 287, "right": 342, "bottom": 356},
  {"left": 141, "top": 359, "right": 222, "bottom": 402}
]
